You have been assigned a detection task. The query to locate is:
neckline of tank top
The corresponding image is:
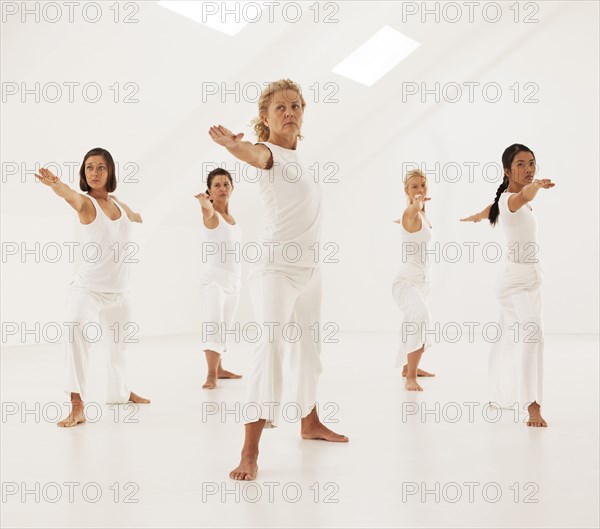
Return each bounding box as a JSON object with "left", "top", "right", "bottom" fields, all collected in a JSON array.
[
  {"left": 400, "top": 212, "right": 432, "bottom": 233},
  {"left": 214, "top": 210, "right": 237, "bottom": 226},
  {"left": 259, "top": 141, "right": 297, "bottom": 152},
  {"left": 503, "top": 190, "right": 533, "bottom": 211},
  {"left": 85, "top": 194, "right": 123, "bottom": 223}
]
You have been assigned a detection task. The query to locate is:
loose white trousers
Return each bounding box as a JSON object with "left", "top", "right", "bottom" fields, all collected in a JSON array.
[
  {"left": 200, "top": 281, "right": 240, "bottom": 355},
  {"left": 63, "top": 287, "right": 131, "bottom": 403},
  {"left": 245, "top": 264, "right": 323, "bottom": 428},
  {"left": 489, "top": 261, "right": 544, "bottom": 410},
  {"left": 392, "top": 276, "right": 432, "bottom": 367}
]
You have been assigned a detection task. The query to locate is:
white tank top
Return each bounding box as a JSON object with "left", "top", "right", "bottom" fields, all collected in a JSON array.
[
  {"left": 199, "top": 210, "right": 242, "bottom": 286},
  {"left": 70, "top": 195, "right": 131, "bottom": 292},
  {"left": 253, "top": 141, "right": 322, "bottom": 268},
  {"left": 393, "top": 212, "right": 433, "bottom": 284},
  {"left": 498, "top": 191, "right": 539, "bottom": 264}
]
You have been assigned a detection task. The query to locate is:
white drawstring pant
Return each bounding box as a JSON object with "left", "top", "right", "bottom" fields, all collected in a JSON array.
[
  {"left": 63, "top": 287, "right": 131, "bottom": 403},
  {"left": 200, "top": 281, "right": 240, "bottom": 355},
  {"left": 392, "top": 274, "right": 432, "bottom": 367},
  {"left": 489, "top": 261, "right": 544, "bottom": 410},
  {"left": 245, "top": 264, "right": 323, "bottom": 428}
]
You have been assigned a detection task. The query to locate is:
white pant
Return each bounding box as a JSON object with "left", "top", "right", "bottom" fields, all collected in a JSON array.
[
  {"left": 392, "top": 275, "right": 432, "bottom": 367},
  {"left": 489, "top": 261, "right": 544, "bottom": 409},
  {"left": 245, "top": 264, "right": 323, "bottom": 428},
  {"left": 200, "top": 280, "right": 240, "bottom": 355},
  {"left": 63, "top": 287, "right": 131, "bottom": 403}
]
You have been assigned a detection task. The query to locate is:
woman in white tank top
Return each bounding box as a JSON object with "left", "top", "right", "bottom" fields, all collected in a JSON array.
[
  {"left": 392, "top": 169, "right": 436, "bottom": 391},
  {"left": 209, "top": 79, "right": 348, "bottom": 482},
  {"left": 461, "top": 144, "right": 555, "bottom": 427},
  {"left": 34, "top": 148, "right": 149, "bottom": 428},
  {"left": 194, "top": 168, "right": 242, "bottom": 389}
]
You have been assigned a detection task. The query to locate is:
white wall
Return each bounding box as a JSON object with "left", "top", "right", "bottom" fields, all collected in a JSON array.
[{"left": 1, "top": 0, "right": 598, "bottom": 347}]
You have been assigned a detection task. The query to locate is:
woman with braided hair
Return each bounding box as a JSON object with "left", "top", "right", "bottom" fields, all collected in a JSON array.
[{"left": 461, "top": 144, "right": 555, "bottom": 427}]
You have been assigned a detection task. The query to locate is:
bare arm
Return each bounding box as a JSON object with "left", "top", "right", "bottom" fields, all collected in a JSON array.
[
  {"left": 460, "top": 204, "right": 492, "bottom": 223},
  {"left": 111, "top": 195, "right": 142, "bottom": 223},
  {"left": 394, "top": 194, "right": 430, "bottom": 231},
  {"left": 194, "top": 192, "right": 216, "bottom": 223},
  {"left": 507, "top": 179, "right": 555, "bottom": 212},
  {"left": 208, "top": 125, "right": 272, "bottom": 169},
  {"left": 35, "top": 167, "right": 90, "bottom": 214}
]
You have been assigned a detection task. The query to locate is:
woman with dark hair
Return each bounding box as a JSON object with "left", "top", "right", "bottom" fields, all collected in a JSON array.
[
  {"left": 209, "top": 79, "right": 348, "bottom": 481},
  {"left": 35, "top": 147, "right": 149, "bottom": 428},
  {"left": 194, "top": 168, "right": 242, "bottom": 389},
  {"left": 461, "top": 144, "right": 554, "bottom": 427}
]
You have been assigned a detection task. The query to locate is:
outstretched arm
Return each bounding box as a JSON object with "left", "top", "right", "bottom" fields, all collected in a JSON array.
[
  {"left": 34, "top": 168, "right": 90, "bottom": 213},
  {"left": 194, "top": 192, "right": 216, "bottom": 224},
  {"left": 208, "top": 125, "right": 272, "bottom": 169},
  {"left": 460, "top": 204, "right": 492, "bottom": 223},
  {"left": 507, "top": 179, "right": 555, "bottom": 212},
  {"left": 394, "top": 194, "right": 430, "bottom": 228},
  {"left": 111, "top": 196, "right": 142, "bottom": 223}
]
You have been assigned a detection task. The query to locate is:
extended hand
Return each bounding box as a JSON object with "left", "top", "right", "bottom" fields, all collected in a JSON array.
[
  {"left": 460, "top": 213, "right": 482, "bottom": 223},
  {"left": 208, "top": 125, "right": 244, "bottom": 148},
  {"left": 412, "top": 194, "right": 431, "bottom": 211},
  {"left": 35, "top": 167, "right": 60, "bottom": 187},
  {"left": 532, "top": 178, "right": 555, "bottom": 189},
  {"left": 194, "top": 192, "right": 213, "bottom": 207}
]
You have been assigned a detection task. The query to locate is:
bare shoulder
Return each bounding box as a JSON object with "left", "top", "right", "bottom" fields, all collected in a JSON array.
[{"left": 252, "top": 143, "right": 273, "bottom": 170}]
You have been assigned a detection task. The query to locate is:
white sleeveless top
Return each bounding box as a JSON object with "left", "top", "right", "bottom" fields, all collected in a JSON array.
[
  {"left": 393, "top": 212, "right": 433, "bottom": 284},
  {"left": 199, "top": 210, "right": 242, "bottom": 286},
  {"left": 70, "top": 195, "right": 131, "bottom": 293},
  {"left": 498, "top": 191, "right": 539, "bottom": 265},
  {"left": 253, "top": 141, "right": 322, "bottom": 268}
]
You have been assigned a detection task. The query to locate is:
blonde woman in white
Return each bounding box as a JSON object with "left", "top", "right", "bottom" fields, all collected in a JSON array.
[
  {"left": 195, "top": 168, "right": 243, "bottom": 389},
  {"left": 392, "top": 169, "right": 436, "bottom": 391},
  {"left": 461, "top": 143, "right": 554, "bottom": 427},
  {"left": 209, "top": 79, "right": 348, "bottom": 481},
  {"left": 35, "top": 147, "right": 149, "bottom": 428}
]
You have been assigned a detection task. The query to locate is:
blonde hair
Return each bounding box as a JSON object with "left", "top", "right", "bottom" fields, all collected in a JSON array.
[
  {"left": 251, "top": 79, "right": 306, "bottom": 142},
  {"left": 404, "top": 169, "right": 427, "bottom": 209},
  {"left": 403, "top": 168, "right": 427, "bottom": 193}
]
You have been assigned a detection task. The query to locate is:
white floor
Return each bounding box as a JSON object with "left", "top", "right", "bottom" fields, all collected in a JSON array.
[{"left": 1, "top": 332, "right": 598, "bottom": 528}]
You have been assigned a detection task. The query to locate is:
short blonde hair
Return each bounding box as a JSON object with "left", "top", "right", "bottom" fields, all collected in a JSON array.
[
  {"left": 403, "top": 168, "right": 427, "bottom": 193},
  {"left": 251, "top": 79, "right": 306, "bottom": 142}
]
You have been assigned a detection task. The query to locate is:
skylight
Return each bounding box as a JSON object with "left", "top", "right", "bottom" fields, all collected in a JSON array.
[
  {"left": 158, "top": 1, "right": 262, "bottom": 36},
  {"left": 332, "top": 26, "right": 420, "bottom": 87}
]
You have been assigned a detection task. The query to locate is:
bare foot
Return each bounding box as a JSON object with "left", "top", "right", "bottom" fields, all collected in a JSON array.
[
  {"left": 202, "top": 375, "right": 217, "bottom": 390},
  {"left": 230, "top": 454, "right": 259, "bottom": 481},
  {"left": 57, "top": 403, "right": 86, "bottom": 428},
  {"left": 527, "top": 402, "right": 548, "bottom": 427},
  {"left": 129, "top": 391, "right": 150, "bottom": 403},
  {"left": 218, "top": 368, "right": 242, "bottom": 380},
  {"left": 405, "top": 377, "right": 423, "bottom": 391},
  {"left": 301, "top": 422, "right": 349, "bottom": 442},
  {"left": 300, "top": 407, "right": 348, "bottom": 442},
  {"left": 402, "top": 365, "right": 435, "bottom": 377}
]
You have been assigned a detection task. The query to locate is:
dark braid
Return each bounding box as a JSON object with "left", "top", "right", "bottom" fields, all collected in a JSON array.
[
  {"left": 488, "top": 143, "right": 535, "bottom": 226},
  {"left": 488, "top": 176, "right": 509, "bottom": 225}
]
